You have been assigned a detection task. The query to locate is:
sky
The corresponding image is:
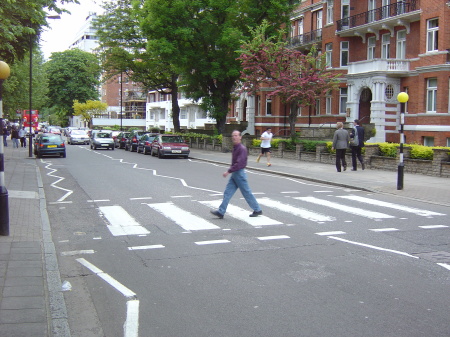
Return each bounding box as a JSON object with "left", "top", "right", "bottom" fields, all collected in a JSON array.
[{"left": 40, "top": 0, "right": 104, "bottom": 59}]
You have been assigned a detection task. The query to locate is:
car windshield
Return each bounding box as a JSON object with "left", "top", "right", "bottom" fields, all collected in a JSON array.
[
  {"left": 42, "top": 135, "right": 61, "bottom": 143},
  {"left": 161, "top": 136, "right": 184, "bottom": 143},
  {"left": 71, "top": 130, "right": 86, "bottom": 135},
  {"left": 97, "top": 133, "right": 112, "bottom": 138}
]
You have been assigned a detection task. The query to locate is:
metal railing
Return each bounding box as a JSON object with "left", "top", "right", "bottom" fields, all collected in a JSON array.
[
  {"left": 289, "top": 29, "right": 322, "bottom": 48},
  {"left": 337, "top": 0, "right": 419, "bottom": 32}
]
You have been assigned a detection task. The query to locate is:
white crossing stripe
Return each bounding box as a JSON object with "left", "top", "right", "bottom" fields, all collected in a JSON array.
[
  {"left": 316, "top": 231, "right": 346, "bottom": 236},
  {"left": 195, "top": 240, "right": 230, "bottom": 245},
  {"left": 199, "top": 200, "right": 283, "bottom": 226},
  {"left": 338, "top": 196, "right": 446, "bottom": 217},
  {"left": 147, "top": 202, "right": 219, "bottom": 231},
  {"left": 99, "top": 206, "right": 150, "bottom": 236},
  {"left": 419, "top": 225, "right": 449, "bottom": 229},
  {"left": 295, "top": 196, "right": 394, "bottom": 219},
  {"left": 257, "top": 235, "right": 290, "bottom": 241},
  {"left": 257, "top": 198, "right": 335, "bottom": 222},
  {"left": 128, "top": 245, "right": 165, "bottom": 250},
  {"left": 369, "top": 228, "right": 399, "bottom": 232}
]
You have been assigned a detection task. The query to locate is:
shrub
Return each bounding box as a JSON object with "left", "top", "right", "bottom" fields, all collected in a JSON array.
[
  {"left": 410, "top": 145, "right": 433, "bottom": 160},
  {"left": 378, "top": 143, "right": 398, "bottom": 157}
]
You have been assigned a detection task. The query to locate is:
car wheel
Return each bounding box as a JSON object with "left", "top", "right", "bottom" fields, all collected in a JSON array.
[
  {"left": 143, "top": 148, "right": 148, "bottom": 155},
  {"left": 36, "top": 152, "right": 41, "bottom": 159},
  {"left": 61, "top": 152, "right": 66, "bottom": 158},
  {"left": 111, "top": 146, "right": 114, "bottom": 151},
  {"left": 93, "top": 145, "right": 97, "bottom": 150},
  {"left": 130, "top": 145, "right": 135, "bottom": 152},
  {"left": 158, "top": 150, "right": 164, "bottom": 159},
  {"left": 137, "top": 146, "right": 141, "bottom": 153}
]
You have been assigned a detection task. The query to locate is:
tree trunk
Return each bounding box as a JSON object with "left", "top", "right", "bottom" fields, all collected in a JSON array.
[
  {"left": 170, "top": 75, "right": 181, "bottom": 133},
  {"left": 289, "top": 101, "right": 297, "bottom": 137}
]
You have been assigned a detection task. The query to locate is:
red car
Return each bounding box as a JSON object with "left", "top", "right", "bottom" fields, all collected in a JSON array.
[{"left": 151, "top": 134, "right": 190, "bottom": 159}]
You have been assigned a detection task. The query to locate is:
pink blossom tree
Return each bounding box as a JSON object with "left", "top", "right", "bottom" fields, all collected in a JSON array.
[{"left": 238, "top": 22, "right": 341, "bottom": 137}]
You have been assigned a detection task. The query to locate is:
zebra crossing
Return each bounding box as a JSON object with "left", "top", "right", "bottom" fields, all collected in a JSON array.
[{"left": 97, "top": 194, "right": 447, "bottom": 237}]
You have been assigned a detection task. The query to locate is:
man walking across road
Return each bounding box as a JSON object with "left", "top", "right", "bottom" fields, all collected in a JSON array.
[
  {"left": 350, "top": 119, "right": 365, "bottom": 171},
  {"left": 332, "top": 122, "right": 349, "bottom": 172},
  {"left": 211, "top": 130, "right": 263, "bottom": 219},
  {"left": 256, "top": 127, "right": 273, "bottom": 166},
  {"left": 18, "top": 126, "right": 27, "bottom": 148}
]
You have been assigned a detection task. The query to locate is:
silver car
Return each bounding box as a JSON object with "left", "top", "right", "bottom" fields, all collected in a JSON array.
[
  {"left": 90, "top": 131, "right": 115, "bottom": 150},
  {"left": 68, "top": 130, "right": 90, "bottom": 145}
]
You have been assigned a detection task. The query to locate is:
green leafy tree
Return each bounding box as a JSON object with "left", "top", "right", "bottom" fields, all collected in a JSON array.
[
  {"left": 45, "top": 49, "right": 101, "bottom": 124},
  {"left": 238, "top": 22, "right": 341, "bottom": 135},
  {"left": 0, "top": 0, "right": 76, "bottom": 63},
  {"left": 3, "top": 48, "right": 48, "bottom": 120},
  {"left": 139, "top": 0, "right": 294, "bottom": 134},
  {"left": 73, "top": 100, "right": 108, "bottom": 127},
  {"left": 94, "top": 0, "right": 182, "bottom": 132}
]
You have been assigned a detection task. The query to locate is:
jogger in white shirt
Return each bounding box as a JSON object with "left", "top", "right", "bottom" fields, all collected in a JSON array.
[{"left": 256, "top": 127, "right": 273, "bottom": 167}]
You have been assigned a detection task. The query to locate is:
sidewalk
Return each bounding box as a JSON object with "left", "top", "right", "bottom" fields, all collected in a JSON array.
[
  {"left": 0, "top": 142, "right": 70, "bottom": 337},
  {"left": 0, "top": 142, "right": 448, "bottom": 337}
]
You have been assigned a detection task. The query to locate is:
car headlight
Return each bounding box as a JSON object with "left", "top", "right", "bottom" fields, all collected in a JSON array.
[
  {"left": 181, "top": 147, "right": 189, "bottom": 151},
  {"left": 163, "top": 146, "right": 171, "bottom": 150}
]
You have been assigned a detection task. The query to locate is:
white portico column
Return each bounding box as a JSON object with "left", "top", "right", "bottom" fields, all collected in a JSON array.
[{"left": 369, "top": 78, "right": 388, "bottom": 143}]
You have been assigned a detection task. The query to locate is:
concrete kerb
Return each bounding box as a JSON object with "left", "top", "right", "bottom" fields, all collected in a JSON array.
[
  {"left": 36, "top": 165, "right": 71, "bottom": 337},
  {"left": 188, "top": 156, "right": 375, "bottom": 193}
]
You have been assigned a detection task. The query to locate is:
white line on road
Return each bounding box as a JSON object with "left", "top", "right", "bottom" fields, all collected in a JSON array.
[
  {"left": 129, "top": 197, "right": 153, "bottom": 201},
  {"left": 195, "top": 239, "right": 231, "bottom": 245},
  {"left": 369, "top": 228, "right": 399, "bottom": 232},
  {"left": 61, "top": 250, "right": 95, "bottom": 256},
  {"left": 419, "top": 225, "right": 449, "bottom": 229},
  {"left": 338, "top": 195, "right": 446, "bottom": 217},
  {"left": 128, "top": 245, "right": 165, "bottom": 250},
  {"left": 296, "top": 196, "right": 395, "bottom": 219},
  {"left": 437, "top": 263, "right": 450, "bottom": 271},
  {"left": 88, "top": 199, "right": 111, "bottom": 203},
  {"left": 315, "top": 231, "right": 346, "bottom": 236},
  {"left": 328, "top": 236, "right": 419, "bottom": 259},
  {"left": 124, "top": 300, "right": 140, "bottom": 337},
  {"left": 257, "top": 235, "right": 290, "bottom": 241},
  {"left": 148, "top": 202, "right": 220, "bottom": 231},
  {"left": 99, "top": 205, "right": 150, "bottom": 236}
]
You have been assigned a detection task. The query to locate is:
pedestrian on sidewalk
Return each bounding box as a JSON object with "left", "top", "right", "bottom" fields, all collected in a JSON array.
[
  {"left": 2, "top": 125, "right": 7, "bottom": 147},
  {"left": 11, "top": 126, "right": 19, "bottom": 148},
  {"left": 19, "top": 126, "right": 27, "bottom": 147},
  {"left": 211, "top": 130, "right": 263, "bottom": 219},
  {"left": 332, "top": 122, "right": 349, "bottom": 172},
  {"left": 350, "top": 119, "right": 365, "bottom": 171},
  {"left": 256, "top": 127, "right": 273, "bottom": 167}
]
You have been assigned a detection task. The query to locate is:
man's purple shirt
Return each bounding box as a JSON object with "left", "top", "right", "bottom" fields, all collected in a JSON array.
[{"left": 228, "top": 143, "right": 247, "bottom": 173}]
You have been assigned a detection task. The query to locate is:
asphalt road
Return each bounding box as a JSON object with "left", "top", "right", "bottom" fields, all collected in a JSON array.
[{"left": 38, "top": 144, "right": 450, "bottom": 337}]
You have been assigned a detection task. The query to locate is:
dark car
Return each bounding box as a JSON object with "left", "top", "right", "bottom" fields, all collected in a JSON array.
[
  {"left": 125, "top": 131, "right": 152, "bottom": 152},
  {"left": 137, "top": 133, "right": 158, "bottom": 155},
  {"left": 115, "top": 131, "right": 131, "bottom": 149},
  {"left": 151, "top": 134, "right": 190, "bottom": 159},
  {"left": 34, "top": 133, "right": 66, "bottom": 158}
]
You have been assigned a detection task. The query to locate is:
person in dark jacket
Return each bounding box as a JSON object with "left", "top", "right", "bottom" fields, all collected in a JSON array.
[
  {"left": 11, "top": 126, "right": 20, "bottom": 148},
  {"left": 350, "top": 119, "right": 365, "bottom": 171},
  {"left": 332, "top": 122, "right": 350, "bottom": 172},
  {"left": 210, "top": 130, "right": 262, "bottom": 218}
]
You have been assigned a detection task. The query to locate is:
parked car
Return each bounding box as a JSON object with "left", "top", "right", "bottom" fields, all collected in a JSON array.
[
  {"left": 125, "top": 131, "right": 152, "bottom": 152},
  {"left": 33, "top": 133, "right": 66, "bottom": 158},
  {"left": 151, "top": 134, "right": 190, "bottom": 159},
  {"left": 137, "top": 133, "right": 158, "bottom": 155},
  {"left": 115, "top": 131, "right": 130, "bottom": 149},
  {"left": 67, "top": 129, "right": 90, "bottom": 145},
  {"left": 90, "top": 131, "right": 115, "bottom": 150}
]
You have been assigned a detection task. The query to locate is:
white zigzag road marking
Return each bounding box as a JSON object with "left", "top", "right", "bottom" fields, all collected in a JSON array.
[{"left": 42, "top": 159, "right": 73, "bottom": 202}]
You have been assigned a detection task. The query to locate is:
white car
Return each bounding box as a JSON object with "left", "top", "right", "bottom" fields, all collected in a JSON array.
[
  {"left": 90, "top": 131, "right": 115, "bottom": 150},
  {"left": 68, "top": 130, "right": 90, "bottom": 145}
]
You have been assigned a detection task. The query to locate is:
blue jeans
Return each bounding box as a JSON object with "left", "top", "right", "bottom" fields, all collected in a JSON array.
[
  {"left": 219, "top": 169, "right": 261, "bottom": 215},
  {"left": 12, "top": 138, "right": 19, "bottom": 148}
]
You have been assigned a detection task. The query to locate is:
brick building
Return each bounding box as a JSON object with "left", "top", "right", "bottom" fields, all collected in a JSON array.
[{"left": 234, "top": 0, "right": 450, "bottom": 146}]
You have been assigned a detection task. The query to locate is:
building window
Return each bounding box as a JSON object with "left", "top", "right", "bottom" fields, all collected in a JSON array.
[
  {"left": 340, "top": 41, "right": 349, "bottom": 67},
  {"left": 367, "top": 36, "right": 376, "bottom": 60},
  {"left": 385, "top": 84, "right": 394, "bottom": 100},
  {"left": 316, "top": 10, "right": 323, "bottom": 30},
  {"left": 396, "top": 30, "right": 406, "bottom": 59},
  {"left": 423, "top": 137, "right": 434, "bottom": 147},
  {"left": 381, "top": 33, "right": 390, "bottom": 59},
  {"left": 326, "top": 92, "right": 332, "bottom": 115},
  {"left": 341, "top": 0, "right": 350, "bottom": 28},
  {"left": 326, "top": 0, "right": 334, "bottom": 24},
  {"left": 381, "top": 0, "right": 390, "bottom": 19},
  {"left": 325, "top": 43, "right": 333, "bottom": 68},
  {"left": 447, "top": 138, "right": 450, "bottom": 147},
  {"left": 315, "top": 99, "right": 321, "bottom": 115},
  {"left": 427, "top": 18, "right": 439, "bottom": 52},
  {"left": 266, "top": 98, "right": 272, "bottom": 115},
  {"left": 297, "top": 106, "right": 302, "bottom": 116},
  {"left": 426, "top": 78, "right": 437, "bottom": 113},
  {"left": 368, "top": 0, "right": 376, "bottom": 22},
  {"left": 339, "top": 88, "right": 348, "bottom": 114},
  {"left": 255, "top": 95, "right": 260, "bottom": 116},
  {"left": 180, "top": 108, "right": 187, "bottom": 119}
]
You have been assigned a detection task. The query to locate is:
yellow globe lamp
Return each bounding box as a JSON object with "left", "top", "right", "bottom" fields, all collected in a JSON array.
[
  {"left": 0, "top": 61, "right": 11, "bottom": 80},
  {"left": 397, "top": 91, "right": 409, "bottom": 103}
]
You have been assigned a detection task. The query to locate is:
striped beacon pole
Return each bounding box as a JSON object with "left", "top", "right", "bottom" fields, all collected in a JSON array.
[
  {"left": 0, "top": 60, "right": 11, "bottom": 236},
  {"left": 397, "top": 91, "right": 409, "bottom": 191}
]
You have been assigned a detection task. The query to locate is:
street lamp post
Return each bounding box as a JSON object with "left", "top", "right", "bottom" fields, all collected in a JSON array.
[
  {"left": 0, "top": 60, "right": 11, "bottom": 236},
  {"left": 397, "top": 91, "right": 409, "bottom": 190}
]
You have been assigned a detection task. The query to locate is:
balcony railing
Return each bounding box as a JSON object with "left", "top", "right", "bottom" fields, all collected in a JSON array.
[
  {"left": 347, "top": 59, "right": 410, "bottom": 75},
  {"left": 289, "top": 29, "right": 322, "bottom": 48},
  {"left": 337, "top": 0, "right": 419, "bottom": 32}
]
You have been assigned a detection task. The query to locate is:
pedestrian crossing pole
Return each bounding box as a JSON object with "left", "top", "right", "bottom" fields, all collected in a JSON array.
[
  {"left": 397, "top": 92, "right": 409, "bottom": 191},
  {"left": 0, "top": 60, "right": 11, "bottom": 236}
]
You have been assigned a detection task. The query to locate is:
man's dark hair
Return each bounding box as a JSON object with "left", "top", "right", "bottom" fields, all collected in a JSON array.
[{"left": 354, "top": 119, "right": 360, "bottom": 125}]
